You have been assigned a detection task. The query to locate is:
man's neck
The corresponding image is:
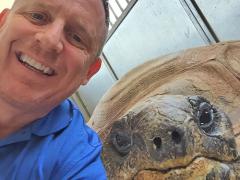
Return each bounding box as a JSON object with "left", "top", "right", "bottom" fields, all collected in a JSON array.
[{"left": 0, "top": 100, "right": 43, "bottom": 139}]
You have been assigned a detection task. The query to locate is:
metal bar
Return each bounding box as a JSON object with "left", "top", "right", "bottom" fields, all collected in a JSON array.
[
  {"left": 100, "top": 53, "right": 119, "bottom": 81},
  {"left": 179, "top": 0, "right": 215, "bottom": 44},
  {"left": 115, "top": 0, "right": 124, "bottom": 12},
  {"left": 71, "top": 92, "right": 91, "bottom": 121},
  {"left": 190, "top": 0, "right": 219, "bottom": 42},
  {"left": 109, "top": 3, "right": 119, "bottom": 20},
  {"left": 109, "top": 20, "right": 114, "bottom": 27},
  {"left": 179, "top": 0, "right": 219, "bottom": 44},
  {"left": 106, "top": 0, "right": 138, "bottom": 42}
]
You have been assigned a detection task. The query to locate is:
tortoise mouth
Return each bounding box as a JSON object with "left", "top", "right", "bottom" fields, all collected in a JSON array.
[{"left": 133, "top": 157, "right": 233, "bottom": 179}]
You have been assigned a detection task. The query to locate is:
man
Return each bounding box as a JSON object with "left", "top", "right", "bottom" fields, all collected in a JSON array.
[{"left": 0, "top": 0, "right": 109, "bottom": 179}]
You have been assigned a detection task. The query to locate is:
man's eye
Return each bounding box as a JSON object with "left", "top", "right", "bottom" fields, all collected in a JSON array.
[
  {"left": 31, "top": 13, "right": 45, "bottom": 21},
  {"left": 25, "top": 12, "right": 49, "bottom": 25},
  {"left": 67, "top": 32, "right": 86, "bottom": 49},
  {"left": 72, "top": 34, "right": 82, "bottom": 43}
]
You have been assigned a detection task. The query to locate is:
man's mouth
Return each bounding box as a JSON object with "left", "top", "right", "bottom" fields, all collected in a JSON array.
[{"left": 16, "top": 53, "right": 55, "bottom": 76}]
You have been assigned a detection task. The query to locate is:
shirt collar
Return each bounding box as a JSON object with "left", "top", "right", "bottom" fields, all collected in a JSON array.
[{"left": 0, "top": 99, "right": 73, "bottom": 147}]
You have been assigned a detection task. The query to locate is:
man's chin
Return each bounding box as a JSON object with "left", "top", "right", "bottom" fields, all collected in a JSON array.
[{"left": 0, "top": 90, "right": 55, "bottom": 111}]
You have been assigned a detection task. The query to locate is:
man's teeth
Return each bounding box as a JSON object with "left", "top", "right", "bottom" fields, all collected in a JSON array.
[{"left": 19, "top": 54, "right": 54, "bottom": 75}]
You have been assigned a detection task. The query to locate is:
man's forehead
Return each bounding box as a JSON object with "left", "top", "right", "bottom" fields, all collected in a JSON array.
[
  {"left": 12, "top": 0, "right": 106, "bottom": 31},
  {"left": 13, "top": 0, "right": 103, "bottom": 9},
  {"left": 12, "top": 0, "right": 108, "bottom": 28}
]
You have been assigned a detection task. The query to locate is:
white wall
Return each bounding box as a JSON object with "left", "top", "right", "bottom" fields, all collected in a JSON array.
[{"left": 0, "top": 1, "right": 14, "bottom": 11}]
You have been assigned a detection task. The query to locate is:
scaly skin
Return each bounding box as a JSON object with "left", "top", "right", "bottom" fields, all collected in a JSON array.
[{"left": 101, "top": 95, "right": 239, "bottom": 179}]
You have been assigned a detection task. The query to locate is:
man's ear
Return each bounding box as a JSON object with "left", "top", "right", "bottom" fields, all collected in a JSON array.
[
  {"left": 0, "top": 9, "right": 10, "bottom": 28},
  {"left": 83, "top": 58, "right": 102, "bottom": 85}
]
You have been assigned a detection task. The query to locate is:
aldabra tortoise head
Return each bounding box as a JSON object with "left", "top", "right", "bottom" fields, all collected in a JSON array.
[
  {"left": 102, "top": 95, "right": 239, "bottom": 179},
  {"left": 89, "top": 41, "right": 240, "bottom": 179}
]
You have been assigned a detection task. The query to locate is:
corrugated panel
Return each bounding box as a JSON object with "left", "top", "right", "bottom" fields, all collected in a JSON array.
[{"left": 103, "top": 0, "right": 207, "bottom": 78}]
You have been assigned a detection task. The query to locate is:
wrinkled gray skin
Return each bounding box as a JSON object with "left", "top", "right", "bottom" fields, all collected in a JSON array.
[{"left": 102, "top": 95, "right": 240, "bottom": 179}]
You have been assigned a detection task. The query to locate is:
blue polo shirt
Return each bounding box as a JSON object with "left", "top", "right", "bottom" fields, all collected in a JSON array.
[{"left": 0, "top": 99, "right": 107, "bottom": 180}]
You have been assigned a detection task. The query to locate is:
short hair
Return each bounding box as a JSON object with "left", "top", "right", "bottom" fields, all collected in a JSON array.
[{"left": 102, "top": 0, "right": 109, "bottom": 27}]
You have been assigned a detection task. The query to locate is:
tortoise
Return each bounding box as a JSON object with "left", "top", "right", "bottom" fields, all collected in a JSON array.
[{"left": 88, "top": 41, "right": 240, "bottom": 179}]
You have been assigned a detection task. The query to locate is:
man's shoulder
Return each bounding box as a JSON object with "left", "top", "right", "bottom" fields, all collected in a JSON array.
[
  {"left": 39, "top": 99, "right": 102, "bottom": 150},
  {"left": 31, "top": 98, "right": 103, "bottom": 161},
  {"left": 44, "top": 99, "right": 104, "bottom": 178},
  {"left": 60, "top": 99, "right": 102, "bottom": 147}
]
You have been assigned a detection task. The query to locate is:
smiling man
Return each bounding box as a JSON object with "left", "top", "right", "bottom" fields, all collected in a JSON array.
[{"left": 0, "top": 0, "right": 109, "bottom": 179}]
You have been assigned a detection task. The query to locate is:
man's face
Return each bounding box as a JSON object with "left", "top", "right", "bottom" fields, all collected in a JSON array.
[{"left": 0, "top": 0, "right": 107, "bottom": 114}]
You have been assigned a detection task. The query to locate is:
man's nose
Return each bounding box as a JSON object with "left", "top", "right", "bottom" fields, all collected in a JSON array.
[{"left": 35, "top": 20, "right": 64, "bottom": 54}]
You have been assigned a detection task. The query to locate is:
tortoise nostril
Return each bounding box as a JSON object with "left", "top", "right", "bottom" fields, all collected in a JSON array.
[
  {"left": 153, "top": 137, "right": 162, "bottom": 150},
  {"left": 171, "top": 130, "right": 182, "bottom": 144}
]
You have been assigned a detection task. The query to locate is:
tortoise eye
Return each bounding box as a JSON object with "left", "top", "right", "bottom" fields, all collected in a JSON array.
[
  {"left": 111, "top": 131, "right": 132, "bottom": 156},
  {"left": 197, "top": 102, "right": 214, "bottom": 131}
]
